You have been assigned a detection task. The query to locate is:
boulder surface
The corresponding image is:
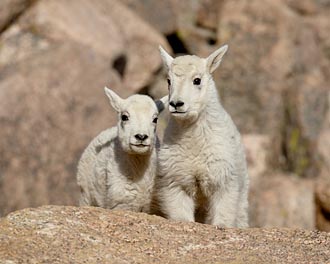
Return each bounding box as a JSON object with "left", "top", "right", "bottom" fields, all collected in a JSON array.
[{"left": 0, "top": 206, "right": 329, "bottom": 263}]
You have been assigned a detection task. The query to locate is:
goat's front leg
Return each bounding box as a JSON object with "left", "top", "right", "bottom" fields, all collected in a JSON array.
[
  {"left": 160, "top": 186, "right": 195, "bottom": 222},
  {"left": 206, "top": 186, "right": 240, "bottom": 227}
]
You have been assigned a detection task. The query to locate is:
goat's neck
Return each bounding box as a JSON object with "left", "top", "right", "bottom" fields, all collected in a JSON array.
[{"left": 114, "top": 138, "right": 155, "bottom": 180}]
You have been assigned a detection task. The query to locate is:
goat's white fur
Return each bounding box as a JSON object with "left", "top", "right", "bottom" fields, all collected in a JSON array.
[
  {"left": 77, "top": 87, "right": 166, "bottom": 213},
  {"left": 153, "top": 45, "right": 249, "bottom": 227}
]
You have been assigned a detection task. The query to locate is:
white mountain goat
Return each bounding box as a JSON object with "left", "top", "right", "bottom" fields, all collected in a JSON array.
[
  {"left": 153, "top": 45, "right": 249, "bottom": 227},
  {"left": 77, "top": 87, "right": 167, "bottom": 213}
]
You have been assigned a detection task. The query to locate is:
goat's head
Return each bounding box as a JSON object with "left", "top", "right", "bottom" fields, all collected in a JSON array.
[
  {"left": 159, "top": 45, "right": 228, "bottom": 122},
  {"left": 104, "top": 87, "right": 167, "bottom": 155}
]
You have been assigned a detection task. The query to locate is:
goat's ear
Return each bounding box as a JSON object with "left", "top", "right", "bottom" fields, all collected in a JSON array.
[
  {"left": 206, "top": 44, "right": 228, "bottom": 74},
  {"left": 155, "top": 95, "right": 168, "bottom": 113},
  {"left": 104, "top": 87, "right": 123, "bottom": 112},
  {"left": 159, "top": 45, "right": 173, "bottom": 70}
]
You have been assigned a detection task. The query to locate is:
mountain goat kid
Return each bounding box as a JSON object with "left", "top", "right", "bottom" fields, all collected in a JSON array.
[
  {"left": 154, "top": 45, "right": 249, "bottom": 227},
  {"left": 77, "top": 87, "right": 166, "bottom": 213}
]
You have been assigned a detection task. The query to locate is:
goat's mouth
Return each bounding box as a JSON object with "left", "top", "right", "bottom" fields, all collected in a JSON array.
[
  {"left": 129, "top": 143, "right": 152, "bottom": 154},
  {"left": 170, "top": 110, "right": 199, "bottom": 122},
  {"left": 130, "top": 143, "right": 150, "bottom": 148},
  {"left": 170, "top": 111, "right": 187, "bottom": 115}
]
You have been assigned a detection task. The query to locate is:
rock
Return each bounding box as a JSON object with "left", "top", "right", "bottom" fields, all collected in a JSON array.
[
  {"left": 242, "top": 134, "right": 270, "bottom": 185},
  {"left": 122, "top": 0, "right": 177, "bottom": 35},
  {"left": 121, "top": 0, "right": 220, "bottom": 55},
  {"left": 0, "top": 0, "right": 168, "bottom": 216},
  {"left": 0, "top": 0, "right": 31, "bottom": 32},
  {"left": 242, "top": 135, "right": 316, "bottom": 229},
  {"left": 315, "top": 92, "right": 330, "bottom": 231},
  {"left": 316, "top": 175, "right": 330, "bottom": 232},
  {"left": 316, "top": 91, "right": 330, "bottom": 212},
  {"left": 171, "top": 0, "right": 219, "bottom": 56},
  {"left": 316, "top": 176, "right": 330, "bottom": 216},
  {"left": 196, "top": 0, "right": 222, "bottom": 31},
  {"left": 0, "top": 0, "right": 329, "bottom": 233},
  {"left": 3, "top": 0, "right": 169, "bottom": 92},
  {"left": 284, "top": 0, "right": 318, "bottom": 15},
  {"left": 316, "top": 209, "right": 330, "bottom": 233},
  {"left": 242, "top": 134, "right": 271, "bottom": 227},
  {"left": 216, "top": 0, "right": 329, "bottom": 177},
  {"left": 0, "top": 42, "right": 119, "bottom": 215},
  {"left": 250, "top": 173, "right": 315, "bottom": 229},
  {"left": 0, "top": 206, "right": 329, "bottom": 263}
]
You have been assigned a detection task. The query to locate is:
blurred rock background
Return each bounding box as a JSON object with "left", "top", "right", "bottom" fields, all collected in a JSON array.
[{"left": 0, "top": 0, "right": 329, "bottom": 230}]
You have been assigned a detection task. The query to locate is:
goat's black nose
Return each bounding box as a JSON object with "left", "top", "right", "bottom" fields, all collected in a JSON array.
[
  {"left": 169, "top": 100, "right": 184, "bottom": 108},
  {"left": 135, "top": 134, "right": 148, "bottom": 141},
  {"left": 169, "top": 101, "right": 176, "bottom": 108}
]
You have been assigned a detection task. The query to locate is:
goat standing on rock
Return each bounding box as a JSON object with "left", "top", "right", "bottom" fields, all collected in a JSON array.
[
  {"left": 77, "top": 88, "right": 166, "bottom": 213},
  {"left": 153, "top": 45, "right": 249, "bottom": 227}
]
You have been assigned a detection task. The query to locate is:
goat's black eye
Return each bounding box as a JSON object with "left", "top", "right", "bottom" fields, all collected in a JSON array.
[
  {"left": 121, "top": 114, "right": 129, "bottom": 121},
  {"left": 153, "top": 117, "right": 158, "bottom": 124},
  {"left": 167, "top": 79, "right": 171, "bottom": 86},
  {"left": 193, "top": 78, "right": 201, "bottom": 85}
]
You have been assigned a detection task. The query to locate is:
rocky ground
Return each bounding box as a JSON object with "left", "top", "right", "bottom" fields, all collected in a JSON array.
[
  {"left": 0, "top": 0, "right": 329, "bottom": 231},
  {"left": 0, "top": 206, "right": 329, "bottom": 263}
]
